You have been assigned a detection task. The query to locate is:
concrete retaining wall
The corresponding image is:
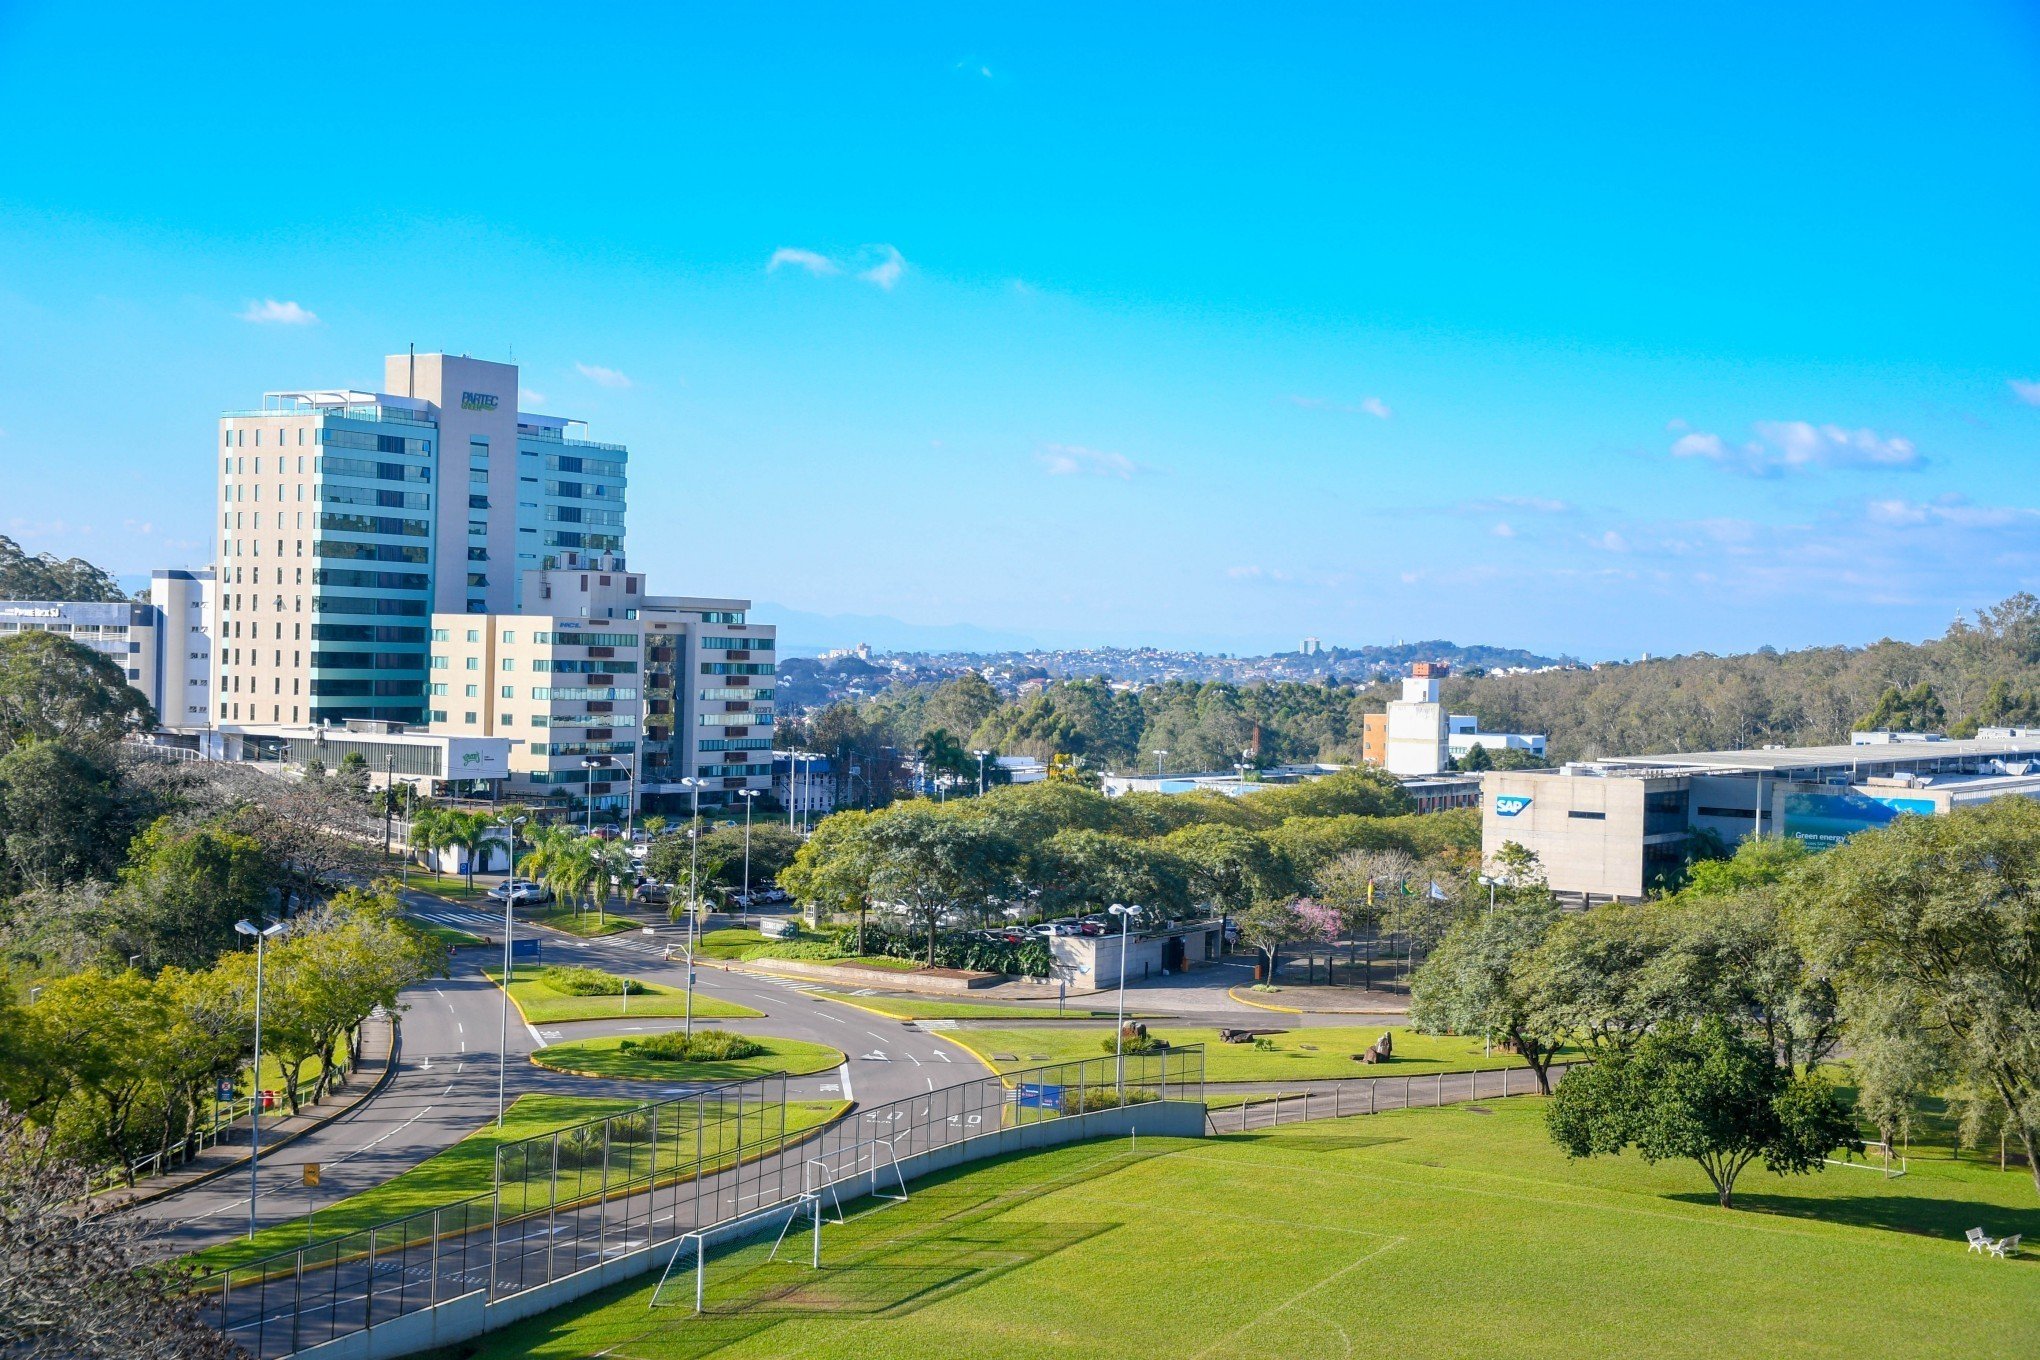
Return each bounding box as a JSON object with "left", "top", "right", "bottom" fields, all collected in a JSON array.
[{"left": 294, "top": 1100, "right": 1205, "bottom": 1360}]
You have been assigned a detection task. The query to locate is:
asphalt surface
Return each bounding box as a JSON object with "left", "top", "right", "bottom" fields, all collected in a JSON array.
[
  {"left": 137, "top": 883, "right": 1415, "bottom": 1260},
  {"left": 137, "top": 888, "right": 989, "bottom": 1257}
]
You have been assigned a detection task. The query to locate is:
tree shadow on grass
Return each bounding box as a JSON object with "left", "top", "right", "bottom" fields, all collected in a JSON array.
[
  {"left": 1666, "top": 1190, "right": 2040, "bottom": 1244},
  {"left": 1214, "top": 1133, "right": 1407, "bottom": 1153}
]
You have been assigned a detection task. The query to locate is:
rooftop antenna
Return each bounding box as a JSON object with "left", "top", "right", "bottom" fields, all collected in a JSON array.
[{"left": 407, "top": 343, "right": 415, "bottom": 398}]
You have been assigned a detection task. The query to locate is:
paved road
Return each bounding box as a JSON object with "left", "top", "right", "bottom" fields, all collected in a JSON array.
[{"left": 134, "top": 889, "right": 985, "bottom": 1257}]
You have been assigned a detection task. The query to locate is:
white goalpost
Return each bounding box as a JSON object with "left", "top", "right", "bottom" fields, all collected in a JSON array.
[{"left": 646, "top": 1134, "right": 915, "bottom": 1313}]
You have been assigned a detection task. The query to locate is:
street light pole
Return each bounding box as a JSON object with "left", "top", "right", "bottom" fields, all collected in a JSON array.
[
  {"left": 738, "top": 788, "right": 760, "bottom": 906},
  {"left": 1109, "top": 903, "right": 1141, "bottom": 1098},
  {"left": 681, "top": 776, "right": 702, "bottom": 1036},
  {"left": 495, "top": 815, "right": 525, "bottom": 1127},
  {"left": 234, "top": 918, "right": 285, "bottom": 1240},
  {"left": 1152, "top": 749, "right": 1168, "bottom": 778},
  {"left": 973, "top": 749, "right": 990, "bottom": 798}
]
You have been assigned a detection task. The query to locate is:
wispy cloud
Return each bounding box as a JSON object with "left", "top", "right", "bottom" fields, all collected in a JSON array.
[
  {"left": 768, "top": 247, "right": 839, "bottom": 277},
  {"left": 1037, "top": 443, "right": 1144, "bottom": 479},
  {"left": 1287, "top": 394, "right": 1392, "bottom": 419},
  {"left": 860, "top": 244, "right": 906, "bottom": 290},
  {"left": 2010, "top": 378, "right": 2040, "bottom": 406},
  {"left": 238, "top": 298, "right": 318, "bottom": 326},
  {"left": 522, "top": 389, "right": 547, "bottom": 408},
  {"left": 1457, "top": 495, "right": 1572, "bottom": 516},
  {"left": 1669, "top": 420, "right": 1922, "bottom": 477},
  {"left": 575, "top": 363, "right": 631, "bottom": 389},
  {"left": 1490, "top": 522, "right": 1517, "bottom": 539}
]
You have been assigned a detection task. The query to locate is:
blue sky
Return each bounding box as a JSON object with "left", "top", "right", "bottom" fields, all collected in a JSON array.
[{"left": 2, "top": 2, "right": 2038, "bottom": 658}]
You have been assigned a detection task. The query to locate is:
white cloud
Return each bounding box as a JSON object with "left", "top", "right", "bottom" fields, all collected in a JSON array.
[
  {"left": 1490, "top": 522, "right": 1517, "bottom": 539},
  {"left": 860, "top": 244, "right": 906, "bottom": 290},
  {"left": 2010, "top": 378, "right": 2040, "bottom": 406},
  {"left": 1598, "top": 530, "right": 1630, "bottom": 553},
  {"left": 521, "top": 389, "right": 547, "bottom": 408},
  {"left": 1458, "top": 495, "right": 1571, "bottom": 516},
  {"left": 1037, "top": 443, "right": 1142, "bottom": 479},
  {"left": 575, "top": 363, "right": 631, "bottom": 389},
  {"left": 1865, "top": 494, "right": 2040, "bottom": 530},
  {"left": 1287, "top": 394, "right": 1391, "bottom": 419},
  {"left": 768, "top": 247, "right": 839, "bottom": 277},
  {"left": 238, "top": 298, "right": 317, "bottom": 326},
  {"left": 1669, "top": 420, "right": 1922, "bottom": 477}
]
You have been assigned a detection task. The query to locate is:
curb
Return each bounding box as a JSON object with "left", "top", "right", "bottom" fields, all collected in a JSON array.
[
  {"left": 930, "top": 1031, "right": 1012, "bottom": 1078},
  {"left": 482, "top": 965, "right": 764, "bottom": 1028},
  {"left": 1227, "top": 987, "right": 1304, "bottom": 1014},
  {"left": 110, "top": 1018, "right": 403, "bottom": 1213}
]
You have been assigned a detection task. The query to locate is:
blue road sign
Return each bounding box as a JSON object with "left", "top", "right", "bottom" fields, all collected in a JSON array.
[
  {"left": 510, "top": 937, "right": 541, "bottom": 961},
  {"left": 1016, "top": 1083, "right": 1063, "bottom": 1111}
]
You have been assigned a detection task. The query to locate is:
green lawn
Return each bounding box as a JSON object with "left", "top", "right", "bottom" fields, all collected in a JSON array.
[
  {"left": 406, "top": 871, "right": 487, "bottom": 901},
  {"left": 484, "top": 964, "right": 763, "bottom": 1024},
  {"left": 408, "top": 920, "right": 487, "bottom": 949},
  {"left": 946, "top": 1024, "right": 1578, "bottom": 1082},
  {"left": 452, "top": 1098, "right": 2040, "bottom": 1360},
  {"left": 533, "top": 908, "right": 642, "bottom": 937},
  {"left": 694, "top": 928, "right": 776, "bottom": 960},
  {"left": 829, "top": 955, "right": 924, "bottom": 972},
  {"left": 808, "top": 991, "right": 1120, "bottom": 1021},
  {"left": 191, "top": 1093, "right": 836, "bottom": 1271},
  {"left": 532, "top": 1034, "right": 845, "bottom": 1082}
]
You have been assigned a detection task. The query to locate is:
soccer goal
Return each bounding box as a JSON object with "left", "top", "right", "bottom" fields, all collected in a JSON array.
[{"left": 1824, "top": 1140, "right": 1908, "bottom": 1178}]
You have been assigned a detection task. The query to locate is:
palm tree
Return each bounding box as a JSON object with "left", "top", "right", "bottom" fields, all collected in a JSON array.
[
  {"left": 589, "top": 840, "right": 636, "bottom": 925},
  {"left": 518, "top": 825, "right": 576, "bottom": 911},
  {"left": 439, "top": 811, "right": 500, "bottom": 896},
  {"left": 408, "top": 806, "right": 454, "bottom": 876}
]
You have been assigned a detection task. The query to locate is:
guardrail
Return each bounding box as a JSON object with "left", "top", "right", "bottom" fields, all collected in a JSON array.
[
  {"left": 1205, "top": 1061, "right": 1573, "bottom": 1133},
  {"left": 194, "top": 1047, "right": 1205, "bottom": 1358}
]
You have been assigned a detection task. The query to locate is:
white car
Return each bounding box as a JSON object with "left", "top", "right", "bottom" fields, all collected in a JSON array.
[{"left": 486, "top": 879, "right": 550, "bottom": 905}]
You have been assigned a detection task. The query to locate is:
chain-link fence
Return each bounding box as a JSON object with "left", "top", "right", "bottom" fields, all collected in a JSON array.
[
  {"left": 194, "top": 1047, "right": 1205, "bottom": 1358},
  {"left": 1205, "top": 1061, "right": 1572, "bottom": 1133}
]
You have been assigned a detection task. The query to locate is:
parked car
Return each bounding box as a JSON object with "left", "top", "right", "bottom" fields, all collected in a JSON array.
[
  {"left": 589, "top": 825, "right": 622, "bottom": 841},
  {"left": 486, "top": 879, "right": 550, "bottom": 905},
  {"left": 1077, "top": 915, "right": 1109, "bottom": 936},
  {"left": 633, "top": 881, "right": 672, "bottom": 906}
]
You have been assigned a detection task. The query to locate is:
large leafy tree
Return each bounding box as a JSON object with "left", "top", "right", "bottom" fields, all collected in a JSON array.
[
  {"left": 1412, "top": 895, "right": 1568, "bottom": 1093},
  {"left": 0, "top": 739, "right": 131, "bottom": 892},
  {"left": 112, "top": 816, "right": 277, "bottom": 971},
  {"left": 1796, "top": 796, "right": 2040, "bottom": 1196},
  {"left": 862, "top": 808, "right": 1019, "bottom": 963},
  {"left": 1546, "top": 1017, "right": 1859, "bottom": 1208},
  {"left": 0, "top": 631, "right": 154, "bottom": 752}
]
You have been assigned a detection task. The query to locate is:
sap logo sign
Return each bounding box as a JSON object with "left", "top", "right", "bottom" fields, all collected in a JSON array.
[{"left": 1493, "top": 795, "right": 1533, "bottom": 818}]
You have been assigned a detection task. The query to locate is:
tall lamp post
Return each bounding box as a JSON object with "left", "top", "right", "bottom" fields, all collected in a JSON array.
[
  {"left": 233, "top": 917, "right": 285, "bottom": 1240},
  {"left": 1107, "top": 903, "right": 1142, "bottom": 1097},
  {"left": 1152, "top": 749, "right": 1168, "bottom": 778},
  {"left": 581, "top": 754, "right": 636, "bottom": 841},
  {"left": 973, "top": 749, "right": 991, "bottom": 797},
  {"left": 737, "top": 788, "right": 761, "bottom": 907},
  {"left": 679, "top": 776, "right": 704, "bottom": 1036},
  {"left": 494, "top": 815, "right": 526, "bottom": 1126}
]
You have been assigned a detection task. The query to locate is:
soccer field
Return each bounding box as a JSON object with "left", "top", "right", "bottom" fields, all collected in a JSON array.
[{"left": 448, "top": 1099, "right": 2037, "bottom": 1359}]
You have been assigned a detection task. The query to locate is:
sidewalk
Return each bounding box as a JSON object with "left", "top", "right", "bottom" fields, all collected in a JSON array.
[{"left": 91, "top": 1014, "right": 398, "bottom": 1214}]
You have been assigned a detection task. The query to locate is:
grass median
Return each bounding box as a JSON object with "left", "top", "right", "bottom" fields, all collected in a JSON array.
[
  {"left": 484, "top": 963, "right": 763, "bottom": 1025},
  {"left": 188, "top": 1093, "right": 848, "bottom": 1273},
  {"left": 808, "top": 991, "right": 1119, "bottom": 1021},
  {"left": 531, "top": 1032, "right": 846, "bottom": 1082},
  {"left": 944, "top": 1023, "right": 1579, "bottom": 1082},
  {"left": 456, "top": 1097, "right": 2039, "bottom": 1360}
]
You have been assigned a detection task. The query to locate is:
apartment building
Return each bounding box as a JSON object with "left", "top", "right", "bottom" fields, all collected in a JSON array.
[
  {"left": 429, "top": 554, "right": 774, "bottom": 811},
  {"left": 213, "top": 352, "right": 627, "bottom": 730}
]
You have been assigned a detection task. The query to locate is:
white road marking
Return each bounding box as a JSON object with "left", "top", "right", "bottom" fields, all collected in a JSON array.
[
  {"left": 528, "top": 1024, "right": 549, "bottom": 1049},
  {"left": 836, "top": 1062, "right": 854, "bottom": 1101}
]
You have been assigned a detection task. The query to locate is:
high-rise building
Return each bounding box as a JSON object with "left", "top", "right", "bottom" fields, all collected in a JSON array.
[
  {"left": 428, "top": 553, "right": 775, "bottom": 812},
  {"left": 214, "top": 353, "right": 627, "bottom": 728}
]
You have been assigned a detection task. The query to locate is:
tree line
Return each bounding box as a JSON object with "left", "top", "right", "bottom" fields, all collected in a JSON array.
[
  {"left": 778, "top": 594, "right": 2040, "bottom": 784},
  {"left": 775, "top": 771, "right": 1478, "bottom": 964},
  {"left": 1408, "top": 805, "right": 2040, "bottom": 1205}
]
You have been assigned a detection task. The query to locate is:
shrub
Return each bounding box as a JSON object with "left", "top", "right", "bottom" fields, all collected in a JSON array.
[
  {"left": 1063, "top": 1086, "right": 1160, "bottom": 1114},
  {"left": 619, "top": 1029, "right": 764, "bottom": 1063},
  {"left": 738, "top": 939, "right": 847, "bottom": 962},
  {"left": 538, "top": 964, "right": 646, "bottom": 996},
  {"left": 607, "top": 1113, "right": 652, "bottom": 1144},
  {"left": 1099, "top": 1028, "right": 1169, "bottom": 1057}
]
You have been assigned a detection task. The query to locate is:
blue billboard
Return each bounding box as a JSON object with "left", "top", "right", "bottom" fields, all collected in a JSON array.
[{"left": 1781, "top": 790, "right": 1936, "bottom": 850}]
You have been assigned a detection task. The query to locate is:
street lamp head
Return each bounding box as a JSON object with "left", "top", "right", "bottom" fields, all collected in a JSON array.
[
  {"left": 235, "top": 919, "right": 284, "bottom": 938},
  {"left": 1108, "top": 903, "right": 1141, "bottom": 917}
]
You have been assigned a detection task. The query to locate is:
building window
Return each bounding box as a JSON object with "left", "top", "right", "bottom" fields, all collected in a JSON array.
[
  {"left": 501, "top": 685, "right": 514, "bottom": 698},
  {"left": 501, "top": 658, "right": 515, "bottom": 670},
  {"left": 465, "top": 656, "right": 479, "bottom": 670},
  {"left": 463, "top": 711, "right": 478, "bottom": 725},
  {"left": 464, "top": 684, "right": 478, "bottom": 697},
  {"left": 501, "top": 631, "right": 516, "bottom": 643}
]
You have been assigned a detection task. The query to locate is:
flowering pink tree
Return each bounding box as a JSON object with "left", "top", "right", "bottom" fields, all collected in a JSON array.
[{"left": 1293, "top": 896, "right": 1343, "bottom": 984}]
